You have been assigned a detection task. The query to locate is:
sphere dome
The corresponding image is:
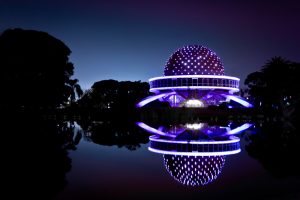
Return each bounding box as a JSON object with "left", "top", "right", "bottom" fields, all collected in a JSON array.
[
  {"left": 164, "top": 155, "right": 225, "bottom": 186},
  {"left": 164, "top": 45, "right": 224, "bottom": 76}
]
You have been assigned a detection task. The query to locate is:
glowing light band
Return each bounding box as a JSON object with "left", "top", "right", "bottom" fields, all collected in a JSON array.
[
  {"left": 136, "top": 92, "right": 176, "bottom": 107},
  {"left": 149, "top": 135, "right": 240, "bottom": 144},
  {"left": 148, "top": 147, "right": 241, "bottom": 156},
  {"left": 136, "top": 122, "right": 177, "bottom": 138},
  {"left": 137, "top": 121, "right": 252, "bottom": 138},
  {"left": 224, "top": 95, "right": 253, "bottom": 108},
  {"left": 136, "top": 122, "right": 178, "bottom": 137},
  {"left": 149, "top": 75, "right": 240, "bottom": 82},
  {"left": 150, "top": 86, "right": 239, "bottom": 93},
  {"left": 225, "top": 123, "right": 253, "bottom": 135}
]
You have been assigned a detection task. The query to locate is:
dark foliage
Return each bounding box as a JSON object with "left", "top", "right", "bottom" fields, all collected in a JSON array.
[
  {"left": 78, "top": 119, "right": 149, "bottom": 151},
  {"left": 245, "top": 57, "right": 300, "bottom": 177},
  {"left": 77, "top": 79, "right": 150, "bottom": 111},
  {"left": 0, "top": 28, "right": 82, "bottom": 109},
  {"left": 245, "top": 57, "right": 300, "bottom": 117}
]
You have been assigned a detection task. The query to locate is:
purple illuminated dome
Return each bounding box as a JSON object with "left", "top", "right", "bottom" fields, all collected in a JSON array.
[
  {"left": 164, "top": 45, "right": 224, "bottom": 76},
  {"left": 164, "top": 155, "right": 225, "bottom": 186},
  {"left": 136, "top": 45, "right": 253, "bottom": 108}
]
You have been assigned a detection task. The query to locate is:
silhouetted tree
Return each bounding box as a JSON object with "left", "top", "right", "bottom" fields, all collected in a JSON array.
[
  {"left": 245, "top": 57, "right": 300, "bottom": 118},
  {"left": 0, "top": 28, "right": 82, "bottom": 109},
  {"left": 77, "top": 79, "right": 150, "bottom": 111}
]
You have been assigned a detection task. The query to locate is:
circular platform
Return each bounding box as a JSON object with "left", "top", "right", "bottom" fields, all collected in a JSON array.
[
  {"left": 149, "top": 135, "right": 241, "bottom": 156},
  {"left": 149, "top": 75, "right": 239, "bottom": 93}
]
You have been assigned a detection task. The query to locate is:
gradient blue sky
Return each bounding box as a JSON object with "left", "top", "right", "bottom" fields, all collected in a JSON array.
[{"left": 1, "top": 0, "right": 300, "bottom": 89}]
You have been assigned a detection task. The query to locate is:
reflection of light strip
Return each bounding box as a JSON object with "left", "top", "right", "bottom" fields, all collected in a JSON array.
[
  {"left": 224, "top": 95, "right": 253, "bottom": 108},
  {"left": 150, "top": 86, "right": 239, "bottom": 92},
  {"left": 149, "top": 75, "right": 240, "bottom": 82},
  {"left": 136, "top": 92, "right": 176, "bottom": 107},
  {"left": 149, "top": 135, "right": 240, "bottom": 144},
  {"left": 148, "top": 147, "right": 241, "bottom": 156},
  {"left": 226, "top": 123, "right": 253, "bottom": 135},
  {"left": 185, "top": 123, "right": 205, "bottom": 130},
  {"left": 136, "top": 122, "right": 177, "bottom": 138}
]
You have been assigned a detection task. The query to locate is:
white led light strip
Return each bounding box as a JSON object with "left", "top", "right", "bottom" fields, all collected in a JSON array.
[{"left": 149, "top": 75, "right": 240, "bottom": 82}]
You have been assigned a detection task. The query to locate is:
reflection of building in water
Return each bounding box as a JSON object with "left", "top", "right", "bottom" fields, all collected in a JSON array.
[
  {"left": 149, "top": 135, "right": 241, "bottom": 156},
  {"left": 137, "top": 45, "right": 252, "bottom": 108},
  {"left": 136, "top": 121, "right": 253, "bottom": 187},
  {"left": 136, "top": 121, "right": 252, "bottom": 139},
  {"left": 148, "top": 135, "right": 239, "bottom": 187},
  {"left": 164, "top": 155, "right": 225, "bottom": 186}
]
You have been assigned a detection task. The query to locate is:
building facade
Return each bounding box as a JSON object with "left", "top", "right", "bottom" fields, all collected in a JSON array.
[{"left": 137, "top": 45, "right": 252, "bottom": 108}]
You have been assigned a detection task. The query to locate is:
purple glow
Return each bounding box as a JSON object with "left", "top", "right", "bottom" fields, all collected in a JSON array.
[
  {"left": 149, "top": 147, "right": 241, "bottom": 156},
  {"left": 135, "top": 45, "right": 250, "bottom": 108},
  {"left": 224, "top": 95, "right": 253, "bottom": 108},
  {"left": 164, "top": 45, "right": 224, "bottom": 76},
  {"left": 136, "top": 122, "right": 177, "bottom": 138},
  {"left": 149, "top": 75, "right": 240, "bottom": 82},
  {"left": 149, "top": 135, "right": 240, "bottom": 144},
  {"left": 225, "top": 123, "right": 253, "bottom": 135},
  {"left": 137, "top": 121, "right": 252, "bottom": 138},
  {"left": 136, "top": 92, "right": 175, "bottom": 107},
  {"left": 150, "top": 86, "right": 239, "bottom": 93},
  {"left": 163, "top": 155, "right": 225, "bottom": 186}
]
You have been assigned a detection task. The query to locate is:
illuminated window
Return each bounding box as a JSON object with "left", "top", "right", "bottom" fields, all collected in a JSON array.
[{"left": 184, "top": 99, "right": 204, "bottom": 107}]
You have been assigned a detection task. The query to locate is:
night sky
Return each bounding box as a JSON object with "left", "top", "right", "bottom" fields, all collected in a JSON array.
[{"left": 1, "top": 0, "right": 300, "bottom": 89}]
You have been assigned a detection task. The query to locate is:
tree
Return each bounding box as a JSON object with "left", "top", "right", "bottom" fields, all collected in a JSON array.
[
  {"left": 245, "top": 57, "right": 300, "bottom": 115},
  {"left": 77, "top": 79, "right": 150, "bottom": 111},
  {"left": 0, "top": 28, "right": 82, "bottom": 109}
]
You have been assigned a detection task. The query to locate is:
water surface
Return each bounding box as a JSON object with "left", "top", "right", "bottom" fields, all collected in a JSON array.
[{"left": 53, "top": 121, "right": 300, "bottom": 200}]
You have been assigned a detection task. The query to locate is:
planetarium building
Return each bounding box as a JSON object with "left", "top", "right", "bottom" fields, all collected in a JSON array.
[{"left": 137, "top": 45, "right": 252, "bottom": 108}]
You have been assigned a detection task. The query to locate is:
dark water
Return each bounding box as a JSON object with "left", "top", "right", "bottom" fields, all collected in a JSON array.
[
  {"left": 4, "top": 116, "right": 300, "bottom": 200},
  {"left": 58, "top": 121, "right": 299, "bottom": 200}
]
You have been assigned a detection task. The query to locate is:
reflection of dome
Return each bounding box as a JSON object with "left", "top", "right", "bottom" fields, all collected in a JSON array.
[
  {"left": 137, "top": 121, "right": 249, "bottom": 187},
  {"left": 164, "top": 45, "right": 224, "bottom": 76},
  {"left": 164, "top": 155, "right": 225, "bottom": 186}
]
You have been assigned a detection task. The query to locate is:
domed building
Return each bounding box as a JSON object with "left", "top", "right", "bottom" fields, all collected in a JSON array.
[{"left": 137, "top": 45, "right": 252, "bottom": 108}]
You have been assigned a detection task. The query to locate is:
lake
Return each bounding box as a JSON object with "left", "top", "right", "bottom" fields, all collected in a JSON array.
[
  {"left": 55, "top": 120, "right": 300, "bottom": 200},
  {"left": 4, "top": 115, "right": 300, "bottom": 200}
]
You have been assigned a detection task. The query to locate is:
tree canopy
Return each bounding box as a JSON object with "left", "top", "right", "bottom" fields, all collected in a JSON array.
[
  {"left": 78, "top": 79, "right": 150, "bottom": 111},
  {"left": 0, "top": 28, "right": 82, "bottom": 109},
  {"left": 245, "top": 57, "right": 300, "bottom": 115}
]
